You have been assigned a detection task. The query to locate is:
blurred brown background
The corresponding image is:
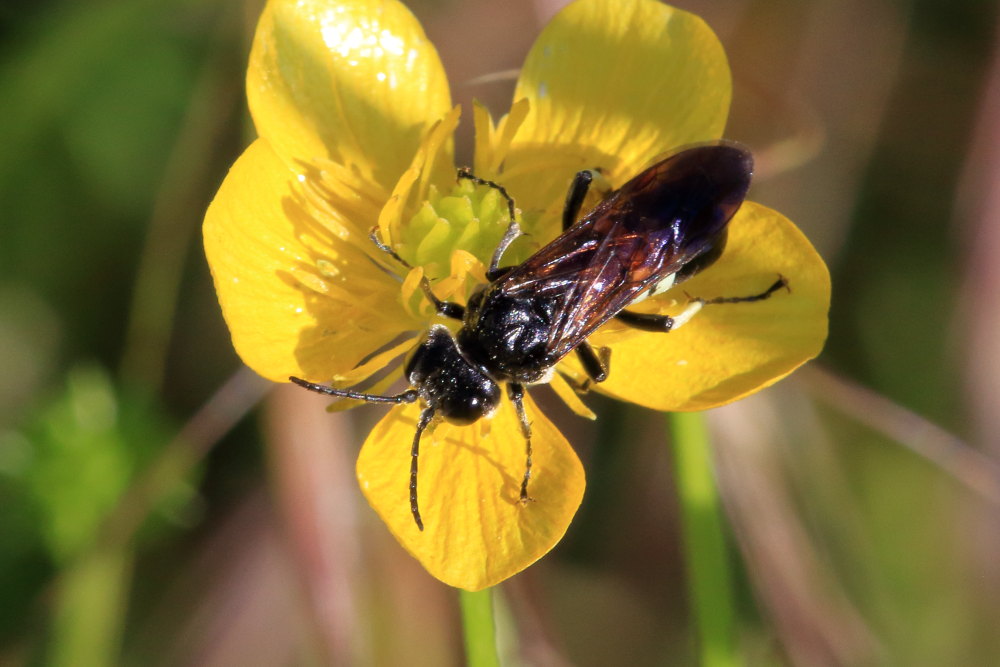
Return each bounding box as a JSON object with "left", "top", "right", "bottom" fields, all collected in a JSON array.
[{"left": 2, "top": 0, "right": 999, "bottom": 664}]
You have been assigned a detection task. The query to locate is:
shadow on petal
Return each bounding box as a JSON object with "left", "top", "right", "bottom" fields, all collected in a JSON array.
[{"left": 356, "top": 392, "right": 585, "bottom": 590}]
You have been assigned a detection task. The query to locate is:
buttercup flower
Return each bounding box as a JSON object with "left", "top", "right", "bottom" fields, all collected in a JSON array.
[{"left": 204, "top": 0, "right": 830, "bottom": 590}]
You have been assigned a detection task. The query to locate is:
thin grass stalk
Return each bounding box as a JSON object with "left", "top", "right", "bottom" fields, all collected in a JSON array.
[
  {"left": 460, "top": 588, "right": 501, "bottom": 667},
  {"left": 669, "top": 411, "right": 739, "bottom": 667}
]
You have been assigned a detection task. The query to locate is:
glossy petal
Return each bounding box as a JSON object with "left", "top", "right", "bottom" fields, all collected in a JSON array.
[
  {"left": 504, "top": 0, "right": 730, "bottom": 218},
  {"left": 379, "top": 105, "right": 462, "bottom": 251},
  {"left": 209, "top": 0, "right": 833, "bottom": 593},
  {"left": 584, "top": 201, "right": 830, "bottom": 411},
  {"left": 248, "top": 0, "right": 452, "bottom": 187},
  {"left": 357, "top": 393, "right": 585, "bottom": 591},
  {"left": 204, "top": 138, "right": 413, "bottom": 382}
]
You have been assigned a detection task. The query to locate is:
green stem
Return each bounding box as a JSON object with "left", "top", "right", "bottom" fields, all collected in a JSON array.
[
  {"left": 668, "top": 411, "right": 739, "bottom": 667},
  {"left": 459, "top": 588, "right": 500, "bottom": 667}
]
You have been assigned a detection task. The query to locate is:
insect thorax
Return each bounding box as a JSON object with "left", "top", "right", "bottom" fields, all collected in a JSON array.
[{"left": 458, "top": 290, "right": 559, "bottom": 385}]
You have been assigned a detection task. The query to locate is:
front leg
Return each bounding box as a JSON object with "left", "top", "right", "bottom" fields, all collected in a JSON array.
[
  {"left": 419, "top": 282, "right": 465, "bottom": 320},
  {"left": 457, "top": 167, "right": 521, "bottom": 276},
  {"left": 369, "top": 226, "right": 466, "bottom": 321}
]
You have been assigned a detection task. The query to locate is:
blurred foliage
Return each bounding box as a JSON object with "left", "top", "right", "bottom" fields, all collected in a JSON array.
[
  {"left": 0, "top": 0, "right": 246, "bottom": 662},
  {"left": 1, "top": 0, "right": 999, "bottom": 664},
  {"left": 2, "top": 0, "right": 198, "bottom": 360},
  {"left": 15, "top": 366, "right": 176, "bottom": 563},
  {"left": 0, "top": 365, "right": 191, "bottom": 663}
]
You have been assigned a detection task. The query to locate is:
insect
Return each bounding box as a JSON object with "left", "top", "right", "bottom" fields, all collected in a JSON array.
[{"left": 291, "top": 143, "right": 787, "bottom": 530}]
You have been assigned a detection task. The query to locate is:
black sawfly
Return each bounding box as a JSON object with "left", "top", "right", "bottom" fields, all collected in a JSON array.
[{"left": 291, "top": 143, "right": 788, "bottom": 530}]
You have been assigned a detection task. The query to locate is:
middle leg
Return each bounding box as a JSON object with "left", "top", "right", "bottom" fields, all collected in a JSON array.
[
  {"left": 560, "top": 341, "right": 612, "bottom": 394},
  {"left": 574, "top": 341, "right": 610, "bottom": 383},
  {"left": 562, "top": 168, "right": 613, "bottom": 230}
]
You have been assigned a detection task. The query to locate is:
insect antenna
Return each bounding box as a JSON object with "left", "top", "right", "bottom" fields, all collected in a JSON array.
[
  {"left": 291, "top": 376, "right": 435, "bottom": 531},
  {"left": 289, "top": 376, "right": 419, "bottom": 404},
  {"left": 456, "top": 167, "right": 521, "bottom": 275},
  {"left": 410, "top": 407, "right": 436, "bottom": 531}
]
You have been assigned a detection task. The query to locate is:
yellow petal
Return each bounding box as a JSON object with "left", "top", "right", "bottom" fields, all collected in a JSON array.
[
  {"left": 379, "top": 106, "right": 462, "bottom": 247},
  {"left": 248, "top": 0, "right": 452, "bottom": 187},
  {"left": 549, "top": 373, "right": 597, "bottom": 420},
  {"left": 203, "top": 138, "right": 413, "bottom": 382},
  {"left": 356, "top": 393, "right": 585, "bottom": 590},
  {"left": 473, "top": 98, "right": 531, "bottom": 178},
  {"left": 586, "top": 201, "right": 830, "bottom": 411},
  {"left": 504, "top": 0, "right": 730, "bottom": 218},
  {"left": 472, "top": 101, "right": 494, "bottom": 176},
  {"left": 330, "top": 336, "right": 417, "bottom": 384}
]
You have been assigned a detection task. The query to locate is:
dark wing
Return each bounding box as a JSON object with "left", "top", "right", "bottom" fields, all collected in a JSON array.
[{"left": 494, "top": 143, "right": 752, "bottom": 362}]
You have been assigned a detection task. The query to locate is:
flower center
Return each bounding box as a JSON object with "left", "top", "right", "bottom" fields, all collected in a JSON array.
[{"left": 395, "top": 179, "right": 519, "bottom": 281}]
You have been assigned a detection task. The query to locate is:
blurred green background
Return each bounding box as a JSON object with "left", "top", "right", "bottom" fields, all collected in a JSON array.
[{"left": 2, "top": 0, "right": 1000, "bottom": 664}]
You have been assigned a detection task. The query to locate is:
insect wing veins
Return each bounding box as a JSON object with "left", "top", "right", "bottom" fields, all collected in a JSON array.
[{"left": 490, "top": 144, "right": 752, "bottom": 364}]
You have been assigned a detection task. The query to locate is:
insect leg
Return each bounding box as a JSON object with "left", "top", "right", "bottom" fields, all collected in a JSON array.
[
  {"left": 574, "top": 341, "right": 611, "bottom": 383},
  {"left": 457, "top": 167, "right": 520, "bottom": 275},
  {"left": 696, "top": 275, "right": 789, "bottom": 305},
  {"left": 419, "top": 282, "right": 465, "bottom": 320},
  {"left": 485, "top": 265, "right": 514, "bottom": 282},
  {"left": 410, "top": 407, "right": 435, "bottom": 531},
  {"left": 562, "top": 170, "right": 593, "bottom": 231},
  {"left": 368, "top": 226, "right": 412, "bottom": 268},
  {"left": 615, "top": 275, "right": 790, "bottom": 333},
  {"left": 507, "top": 382, "right": 535, "bottom": 504},
  {"left": 289, "top": 377, "right": 420, "bottom": 404},
  {"left": 562, "top": 169, "right": 611, "bottom": 230},
  {"left": 369, "top": 226, "right": 466, "bottom": 320},
  {"left": 615, "top": 309, "right": 686, "bottom": 333}
]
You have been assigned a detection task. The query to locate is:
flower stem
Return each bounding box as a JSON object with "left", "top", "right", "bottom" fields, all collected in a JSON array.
[
  {"left": 668, "top": 411, "right": 739, "bottom": 667},
  {"left": 459, "top": 588, "right": 500, "bottom": 667}
]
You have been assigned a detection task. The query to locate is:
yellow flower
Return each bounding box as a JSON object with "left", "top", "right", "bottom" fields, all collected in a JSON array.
[{"left": 203, "top": 0, "right": 830, "bottom": 591}]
